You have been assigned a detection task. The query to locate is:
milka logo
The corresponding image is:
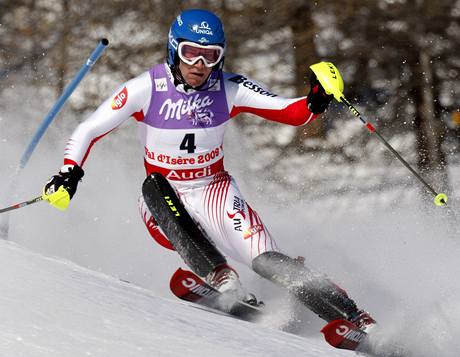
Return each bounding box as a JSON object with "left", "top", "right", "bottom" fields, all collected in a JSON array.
[
  {"left": 159, "top": 94, "right": 214, "bottom": 124},
  {"left": 191, "top": 21, "right": 213, "bottom": 35}
]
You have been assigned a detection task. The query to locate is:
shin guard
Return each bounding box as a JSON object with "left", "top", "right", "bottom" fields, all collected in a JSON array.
[
  {"left": 142, "top": 173, "right": 227, "bottom": 277},
  {"left": 252, "top": 251, "right": 358, "bottom": 322}
]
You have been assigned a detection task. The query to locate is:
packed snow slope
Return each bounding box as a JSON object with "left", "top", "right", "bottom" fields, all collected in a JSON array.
[
  {"left": 0, "top": 239, "right": 350, "bottom": 357},
  {"left": 2, "top": 83, "right": 460, "bottom": 356}
]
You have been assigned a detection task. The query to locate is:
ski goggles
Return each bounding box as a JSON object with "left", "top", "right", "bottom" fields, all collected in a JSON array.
[{"left": 177, "top": 41, "right": 224, "bottom": 68}]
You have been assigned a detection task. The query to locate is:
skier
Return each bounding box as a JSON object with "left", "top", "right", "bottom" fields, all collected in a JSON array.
[{"left": 43, "top": 9, "right": 375, "bottom": 332}]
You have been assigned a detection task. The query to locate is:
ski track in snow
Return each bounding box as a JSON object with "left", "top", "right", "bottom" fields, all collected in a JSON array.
[{"left": 0, "top": 240, "right": 349, "bottom": 357}]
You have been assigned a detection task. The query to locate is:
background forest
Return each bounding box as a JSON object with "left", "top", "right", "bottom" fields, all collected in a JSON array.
[
  {"left": 1, "top": 0, "right": 459, "bottom": 204},
  {"left": 2, "top": 5, "right": 460, "bottom": 356}
]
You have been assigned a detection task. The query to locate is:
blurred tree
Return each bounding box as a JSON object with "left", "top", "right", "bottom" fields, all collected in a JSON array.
[
  {"left": 217, "top": 0, "right": 327, "bottom": 154},
  {"left": 56, "top": 0, "right": 70, "bottom": 95},
  {"left": 290, "top": 1, "right": 325, "bottom": 146},
  {"left": 325, "top": 0, "right": 459, "bottom": 192},
  {"left": 0, "top": 0, "right": 61, "bottom": 85},
  {"left": 1, "top": 0, "right": 458, "bottom": 198}
]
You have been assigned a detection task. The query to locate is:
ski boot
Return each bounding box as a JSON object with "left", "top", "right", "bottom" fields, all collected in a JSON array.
[
  {"left": 350, "top": 310, "right": 377, "bottom": 334},
  {"left": 206, "top": 263, "right": 263, "bottom": 307}
]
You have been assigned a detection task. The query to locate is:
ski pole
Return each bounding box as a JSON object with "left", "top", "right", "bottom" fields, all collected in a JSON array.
[
  {"left": 0, "top": 186, "right": 70, "bottom": 215},
  {"left": 0, "top": 196, "right": 43, "bottom": 214},
  {"left": 0, "top": 38, "right": 109, "bottom": 239},
  {"left": 310, "top": 62, "right": 448, "bottom": 207},
  {"left": 19, "top": 38, "right": 109, "bottom": 168}
]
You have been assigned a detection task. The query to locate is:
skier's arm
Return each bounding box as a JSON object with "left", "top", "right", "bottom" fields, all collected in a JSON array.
[
  {"left": 43, "top": 72, "right": 152, "bottom": 209},
  {"left": 225, "top": 73, "right": 332, "bottom": 126},
  {"left": 64, "top": 72, "right": 152, "bottom": 166}
]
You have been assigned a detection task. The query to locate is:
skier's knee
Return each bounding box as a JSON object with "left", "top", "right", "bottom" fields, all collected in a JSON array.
[
  {"left": 252, "top": 251, "right": 291, "bottom": 271},
  {"left": 253, "top": 251, "right": 358, "bottom": 321},
  {"left": 252, "top": 251, "right": 302, "bottom": 281}
]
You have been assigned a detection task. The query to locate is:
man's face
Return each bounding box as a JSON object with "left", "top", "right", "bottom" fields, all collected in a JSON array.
[{"left": 178, "top": 59, "right": 212, "bottom": 88}]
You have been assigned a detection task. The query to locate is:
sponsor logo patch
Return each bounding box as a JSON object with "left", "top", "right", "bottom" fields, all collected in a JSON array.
[
  {"left": 111, "top": 86, "right": 128, "bottom": 110},
  {"left": 166, "top": 166, "right": 213, "bottom": 180},
  {"left": 226, "top": 197, "right": 246, "bottom": 219},
  {"left": 181, "top": 277, "right": 217, "bottom": 298},
  {"left": 208, "top": 80, "right": 221, "bottom": 91},
  {"left": 169, "top": 29, "right": 178, "bottom": 49},
  {"left": 155, "top": 78, "right": 168, "bottom": 92},
  {"left": 228, "top": 75, "right": 277, "bottom": 97},
  {"left": 335, "top": 325, "right": 366, "bottom": 344},
  {"left": 243, "top": 224, "right": 264, "bottom": 239},
  {"left": 191, "top": 21, "right": 213, "bottom": 36},
  {"left": 164, "top": 196, "right": 180, "bottom": 217},
  {"left": 227, "top": 196, "right": 246, "bottom": 232},
  {"left": 159, "top": 94, "right": 215, "bottom": 125}
]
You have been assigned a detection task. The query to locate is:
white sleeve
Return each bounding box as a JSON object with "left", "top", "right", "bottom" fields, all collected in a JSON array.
[
  {"left": 64, "top": 71, "right": 152, "bottom": 166},
  {"left": 223, "top": 72, "right": 316, "bottom": 126}
]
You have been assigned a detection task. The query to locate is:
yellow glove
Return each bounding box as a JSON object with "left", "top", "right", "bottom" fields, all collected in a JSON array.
[
  {"left": 42, "top": 185, "right": 70, "bottom": 211},
  {"left": 42, "top": 164, "right": 84, "bottom": 210}
]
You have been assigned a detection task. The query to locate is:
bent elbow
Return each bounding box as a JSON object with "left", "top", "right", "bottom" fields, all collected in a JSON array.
[{"left": 290, "top": 112, "right": 318, "bottom": 126}]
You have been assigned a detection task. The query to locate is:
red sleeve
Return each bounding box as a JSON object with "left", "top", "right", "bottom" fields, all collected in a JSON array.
[
  {"left": 225, "top": 74, "right": 319, "bottom": 126},
  {"left": 230, "top": 98, "right": 318, "bottom": 126}
]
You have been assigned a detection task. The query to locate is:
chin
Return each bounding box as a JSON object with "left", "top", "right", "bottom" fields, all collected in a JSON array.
[{"left": 188, "top": 80, "right": 205, "bottom": 88}]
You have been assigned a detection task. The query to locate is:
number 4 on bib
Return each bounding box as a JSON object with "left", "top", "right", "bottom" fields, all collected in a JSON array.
[{"left": 180, "top": 133, "right": 196, "bottom": 153}]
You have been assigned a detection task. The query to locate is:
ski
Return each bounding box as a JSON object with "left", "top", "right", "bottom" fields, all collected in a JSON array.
[
  {"left": 321, "top": 318, "right": 368, "bottom": 351},
  {"left": 322, "top": 319, "right": 410, "bottom": 357},
  {"left": 171, "top": 269, "right": 408, "bottom": 355},
  {"left": 169, "top": 268, "right": 263, "bottom": 321}
]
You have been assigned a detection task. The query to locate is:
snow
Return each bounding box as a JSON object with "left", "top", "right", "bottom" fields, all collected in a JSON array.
[
  {"left": 1, "top": 80, "right": 460, "bottom": 356},
  {"left": 0, "top": 239, "right": 349, "bottom": 357}
]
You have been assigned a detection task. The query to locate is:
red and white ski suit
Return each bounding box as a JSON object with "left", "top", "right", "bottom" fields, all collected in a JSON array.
[{"left": 63, "top": 63, "right": 319, "bottom": 267}]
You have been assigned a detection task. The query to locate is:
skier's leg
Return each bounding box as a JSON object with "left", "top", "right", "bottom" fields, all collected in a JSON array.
[
  {"left": 142, "top": 173, "right": 227, "bottom": 277},
  {"left": 138, "top": 195, "right": 175, "bottom": 251},
  {"left": 173, "top": 171, "right": 277, "bottom": 302},
  {"left": 178, "top": 171, "right": 281, "bottom": 267},
  {"left": 252, "top": 251, "right": 374, "bottom": 327},
  {"left": 168, "top": 171, "right": 374, "bottom": 326}
]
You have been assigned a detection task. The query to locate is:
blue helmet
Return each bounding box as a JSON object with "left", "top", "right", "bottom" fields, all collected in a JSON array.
[{"left": 167, "top": 9, "right": 226, "bottom": 69}]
